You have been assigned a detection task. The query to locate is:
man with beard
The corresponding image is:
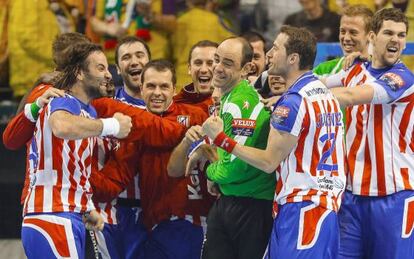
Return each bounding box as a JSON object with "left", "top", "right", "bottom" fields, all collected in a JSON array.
[
  {"left": 20, "top": 43, "right": 132, "bottom": 259},
  {"left": 323, "top": 8, "right": 414, "bottom": 259},
  {"left": 203, "top": 26, "right": 346, "bottom": 258}
]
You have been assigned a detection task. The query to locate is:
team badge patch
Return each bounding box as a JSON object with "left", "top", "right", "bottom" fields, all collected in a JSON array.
[
  {"left": 271, "top": 106, "right": 290, "bottom": 124},
  {"left": 380, "top": 72, "right": 405, "bottom": 91},
  {"left": 231, "top": 119, "right": 256, "bottom": 136},
  {"left": 177, "top": 115, "right": 190, "bottom": 127}
]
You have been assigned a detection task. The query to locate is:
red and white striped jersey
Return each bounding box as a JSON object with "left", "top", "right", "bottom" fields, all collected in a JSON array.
[
  {"left": 326, "top": 61, "right": 414, "bottom": 196},
  {"left": 24, "top": 95, "right": 97, "bottom": 215},
  {"left": 271, "top": 72, "right": 346, "bottom": 213}
]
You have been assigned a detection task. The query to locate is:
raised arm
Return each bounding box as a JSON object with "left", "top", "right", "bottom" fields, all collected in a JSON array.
[
  {"left": 330, "top": 85, "right": 375, "bottom": 108},
  {"left": 93, "top": 98, "right": 186, "bottom": 147}
]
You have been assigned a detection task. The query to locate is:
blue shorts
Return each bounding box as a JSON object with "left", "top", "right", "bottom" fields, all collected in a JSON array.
[
  {"left": 265, "top": 202, "right": 339, "bottom": 259},
  {"left": 95, "top": 206, "right": 147, "bottom": 259},
  {"left": 139, "top": 218, "right": 204, "bottom": 259},
  {"left": 22, "top": 212, "right": 86, "bottom": 259},
  {"left": 338, "top": 190, "right": 414, "bottom": 259}
]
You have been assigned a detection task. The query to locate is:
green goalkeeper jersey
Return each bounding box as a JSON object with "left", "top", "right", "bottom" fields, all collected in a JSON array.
[
  {"left": 313, "top": 57, "right": 344, "bottom": 76},
  {"left": 206, "top": 80, "right": 275, "bottom": 200}
]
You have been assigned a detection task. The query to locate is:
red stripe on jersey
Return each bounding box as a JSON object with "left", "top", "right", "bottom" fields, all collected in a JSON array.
[
  {"left": 77, "top": 139, "right": 89, "bottom": 212},
  {"left": 34, "top": 186, "right": 44, "bottom": 213},
  {"left": 310, "top": 102, "right": 322, "bottom": 176},
  {"left": 319, "top": 192, "right": 328, "bottom": 209},
  {"left": 401, "top": 168, "right": 412, "bottom": 190},
  {"left": 67, "top": 141, "right": 77, "bottom": 212},
  {"left": 52, "top": 135, "right": 63, "bottom": 212},
  {"left": 345, "top": 64, "right": 362, "bottom": 86},
  {"left": 348, "top": 105, "right": 365, "bottom": 185},
  {"left": 411, "top": 130, "right": 414, "bottom": 153},
  {"left": 286, "top": 188, "right": 302, "bottom": 203},
  {"left": 399, "top": 101, "right": 414, "bottom": 153},
  {"left": 23, "top": 218, "right": 71, "bottom": 257},
  {"left": 374, "top": 105, "right": 386, "bottom": 195},
  {"left": 360, "top": 137, "right": 372, "bottom": 196},
  {"left": 295, "top": 99, "right": 310, "bottom": 173}
]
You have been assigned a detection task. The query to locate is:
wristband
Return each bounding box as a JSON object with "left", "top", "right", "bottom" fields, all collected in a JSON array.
[
  {"left": 100, "top": 118, "right": 120, "bottom": 137},
  {"left": 31, "top": 102, "right": 41, "bottom": 119},
  {"left": 213, "top": 132, "right": 237, "bottom": 153}
]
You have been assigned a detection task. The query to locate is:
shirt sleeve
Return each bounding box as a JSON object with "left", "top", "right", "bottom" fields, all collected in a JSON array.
[
  {"left": 270, "top": 93, "right": 305, "bottom": 136},
  {"left": 373, "top": 70, "right": 414, "bottom": 103},
  {"left": 323, "top": 68, "right": 347, "bottom": 88},
  {"left": 49, "top": 97, "right": 81, "bottom": 115}
]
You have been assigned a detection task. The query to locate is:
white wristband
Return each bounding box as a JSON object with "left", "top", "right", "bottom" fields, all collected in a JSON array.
[{"left": 100, "top": 118, "right": 120, "bottom": 137}]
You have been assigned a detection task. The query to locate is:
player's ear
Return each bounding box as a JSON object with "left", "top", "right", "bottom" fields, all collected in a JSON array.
[
  {"left": 76, "top": 69, "right": 84, "bottom": 81},
  {"left": 241, "top": 62, "right": 254, "bottom": 77}
]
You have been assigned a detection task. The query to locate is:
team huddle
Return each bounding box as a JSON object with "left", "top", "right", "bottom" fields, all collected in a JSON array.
[{"left": 3, "top": 5, "right": 414, "bottom": 259}]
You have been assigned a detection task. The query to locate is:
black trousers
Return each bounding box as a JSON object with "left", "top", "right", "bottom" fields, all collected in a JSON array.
[{"left": 202, "top": 195, "right": 273, "bottom": 259}]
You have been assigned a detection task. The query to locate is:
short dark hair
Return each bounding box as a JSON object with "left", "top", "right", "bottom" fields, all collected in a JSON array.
[
  {"left": 115, "top": 36, "right": 151, "bottom": 66},
  {"left": 342, "top": 4, "right": 374, "bottom": 33},
  {"left": 371, "top": 8, "right": 408, "bottom": 34},
  {"left": 52, "top": 32, "right": 90, "bottom": 71},
  {"left": 141, "top": 59, "right": 176, "bottom": 85},
  {"left": 187, "top": 40, "right": 219, "bottom": 64},
  {"left": 280, "top": 25, "right": 317, "bottom": 70},
  {"left": 241, "top": 31, "right": 266, "bottom": 52},
  {"left": 55, "top": 43, "right": 103, "bottom": 90}
]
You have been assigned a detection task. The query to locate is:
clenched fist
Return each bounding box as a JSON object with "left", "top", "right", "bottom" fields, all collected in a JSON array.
[{"left": 113, "top": 112, "right": 132, "bottom": 139}]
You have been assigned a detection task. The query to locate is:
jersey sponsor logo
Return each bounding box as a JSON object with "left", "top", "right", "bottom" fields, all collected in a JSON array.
[
  {"left": 271, "top": 106, "right": 290, "bottom": 124},
  {"left": 380, "top": 72, "right": 404, "bottom": 91},
  {"left": 188, "top": 164, "right": 203, "bottom": 200},
  {"left": 231, "top": 119, "right": 256, "bottom": 136},
  {"left": 177, "top": 115, "right": 190, "bottom": 127}
]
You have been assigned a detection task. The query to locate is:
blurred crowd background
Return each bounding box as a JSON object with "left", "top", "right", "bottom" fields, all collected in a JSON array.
[{"left": 1, "top": 0, "right": 414, "bottom": 105}]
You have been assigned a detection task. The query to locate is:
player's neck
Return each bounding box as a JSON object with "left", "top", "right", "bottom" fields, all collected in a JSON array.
[
  {"left": 124, "top": 84, "right": 142, "bottom": 99},
  {"left": 285, "top": 70, "right": 308, "bottom": 90},
  {"left": 70, "top": 84, "right": 91, "bottom": 104}
]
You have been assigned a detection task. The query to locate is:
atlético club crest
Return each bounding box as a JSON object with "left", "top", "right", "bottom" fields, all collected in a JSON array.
[{"left": 177, "top": 115, "right": 190, "bottom": 127}]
